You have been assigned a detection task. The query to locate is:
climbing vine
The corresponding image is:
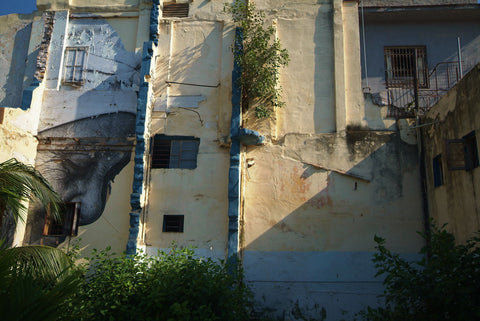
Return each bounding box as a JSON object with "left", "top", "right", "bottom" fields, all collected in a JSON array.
[{"left": 225, "top": 0, "right": 289, "bottom": 118}]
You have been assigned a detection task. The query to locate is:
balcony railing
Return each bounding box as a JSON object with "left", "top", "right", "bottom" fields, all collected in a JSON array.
[{"left": 386, "top": 61, "right": 463, "bottom": 118}]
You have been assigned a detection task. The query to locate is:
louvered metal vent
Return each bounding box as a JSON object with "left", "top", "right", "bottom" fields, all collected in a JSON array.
[{"left": 162, "top": 3, "right": 189, "bottom": 18}]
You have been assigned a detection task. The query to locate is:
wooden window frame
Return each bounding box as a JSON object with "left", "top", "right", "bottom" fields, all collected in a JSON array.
[
  {"left": 63, "top": 47, "right": 88, "bottom": 86},
  {"left": 43, "top": 202, "right": 80, "bottom": 237},
  {"left": 446, "top": 131, "right": 479, "bottom": 171}
]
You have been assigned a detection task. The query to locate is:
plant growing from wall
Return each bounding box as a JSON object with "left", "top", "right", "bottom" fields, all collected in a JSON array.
[{"left": 225, "top": 0, "right": 289, "bottom": 119}]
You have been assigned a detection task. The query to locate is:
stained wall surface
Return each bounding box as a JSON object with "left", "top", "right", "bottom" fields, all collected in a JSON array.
[
  {"left": 235, "top": 1, "right": 424, "bottom": 320},
  {"left": 145, "top": 2, "right": 235, "bottom": 260},
  {"left": 15, "top": 1, "right": 150, "bottom": 255},
  {"left": 422, "top": 64, "right": 480, "bottom": 244}
]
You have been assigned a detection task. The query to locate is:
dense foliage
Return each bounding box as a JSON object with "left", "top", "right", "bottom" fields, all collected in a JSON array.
[
  {"left": 359, "top": 224, "right": 480, "bottom": 321},
  {"left": 225, "top": 0, "right": 289, "bottom": 118},
  {"left": 61, "top": 246, "right": 254, "bottom": 321}
]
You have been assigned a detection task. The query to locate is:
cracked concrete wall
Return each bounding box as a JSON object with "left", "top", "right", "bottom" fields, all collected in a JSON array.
[
  {"left": 147, "top": 15, "right": 235, "bottom": 260},
  {"left": 143, "top": 0, "right": 425, "bottom": 320},
  {"left": 236, "top": 1, "right": 424, "bottom": 320},
  {"left": 422, "top": 64, "right": 480, "bottom": 245}
]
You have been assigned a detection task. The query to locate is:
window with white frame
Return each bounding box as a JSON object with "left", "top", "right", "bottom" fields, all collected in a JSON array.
[{"left": 63, "top": 47, "right": 88, "bottom": 86}]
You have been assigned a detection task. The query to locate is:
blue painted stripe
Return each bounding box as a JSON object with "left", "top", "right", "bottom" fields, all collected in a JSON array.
[
  {"left": 126, "top": 0, "right": 160, "bottom": 255},
  {"left": 227, "top": 27, "right": 243, "bottom": 262}
]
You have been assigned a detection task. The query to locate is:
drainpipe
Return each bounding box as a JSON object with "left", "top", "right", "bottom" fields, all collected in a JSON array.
[
  {"left": 126, "top": 0, "right": 160, "bottom": 255},
  {"left": 227, "top": 27, "right": 243, "bottom": 264},
  {"left": 414, "top": 68, "right": 431, "bottom": 252}
]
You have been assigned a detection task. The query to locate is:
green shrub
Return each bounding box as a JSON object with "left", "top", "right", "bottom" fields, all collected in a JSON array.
[
  {"left": 61, "top": 245, "right": 254, "bottom": 321},
  {"left": 358, "top": 224, "right": 480, "bottom": 321}
]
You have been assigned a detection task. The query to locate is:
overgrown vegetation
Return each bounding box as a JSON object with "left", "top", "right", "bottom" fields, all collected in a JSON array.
[
  {"left": 358, "top": 224, "right": 480, "bottom": 321},
  {"left": 60, "top": 245, "right": 254, "bottom": 321},
  {"left": 225, "top": 0, "right": 289, "bottom": 119}
]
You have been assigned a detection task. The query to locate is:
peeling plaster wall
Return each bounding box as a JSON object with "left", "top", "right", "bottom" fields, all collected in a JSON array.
[
  {"left": 39, "top": 16, "right": 141, "bottom": 131},
  {"left": 18, "top": 2, "right": 150, "bottom": 252},
  {"left": 147, "top": 15, "right": 234, "bottom": 260},
  {"left": 143, "top": 1, "right": 425, "bottom": 320},
  {"left": 422, "top": 64, "right": 480, "bottom": 245},
  {"left": 0, "top": 14, "right": 40, "bottom": 165},
  {"left": 234, "top": 1, "right": 424, "bottom": 319}
]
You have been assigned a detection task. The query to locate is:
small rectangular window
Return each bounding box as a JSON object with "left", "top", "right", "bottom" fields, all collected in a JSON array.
[
  {"left": 162, "top": 2, "right": 189, "bottom": 18},
  {"left": 163, "top": 215, "right": 184, "bottom": 232},
  {"left": 432, "top": 154, "right": 444, "bottom": 187},
  {"left": 384, "top": 46, "right": 428, "bottom": 88},
  {"left": 43, "top": 202, "right": 80, "bottom": 237},
  {"left": 446, "top": 131, "right": 479, "bottom": 171},
  {"left": 151, "top": 135, "right": 199, "bottom": 169},
  {"left": 63, "top": 47, "right": 88, "bottom": 86}
]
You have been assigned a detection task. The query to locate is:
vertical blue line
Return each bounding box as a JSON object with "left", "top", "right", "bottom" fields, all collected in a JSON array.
[
  {"left": 227, "top": 27, "right": 243, "bottom": 263},
  {"left": 126, "top": 0, "right": 160, "bottom": 255}
]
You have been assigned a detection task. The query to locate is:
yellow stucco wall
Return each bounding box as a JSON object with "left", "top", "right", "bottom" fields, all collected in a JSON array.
[{"left": 146, "top": 15, "right": 234, "bottom": 258}]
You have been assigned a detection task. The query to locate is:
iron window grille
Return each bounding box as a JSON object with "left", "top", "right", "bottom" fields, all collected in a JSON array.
[
  {"left": 163, "top": 215, "right": 184, "bottom": 232},
  {"left": 43, "top": 202, "right": 80, "bottom": 237},
  {"left": 151, "top": 135, "right": 200, "bottom": 169},
  {"left": 384, "top": 46, "right": 428, "bottom": 88},
  {"left": 63, "top": 47, "right": 88, "bottom": 86},
  {"left": 162, "top": 2, "right": 189, "bottom": 18},
  {"left": 446, "top": 131, "right": 479, "bottom": 171}
]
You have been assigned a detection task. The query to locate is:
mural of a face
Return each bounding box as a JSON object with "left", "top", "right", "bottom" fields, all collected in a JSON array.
[
  {"left": 38, "top": 150, "right": 131, "bottom": 225},
  {"left": 25, "top": 112, "right": 135, "bottom": 245}
]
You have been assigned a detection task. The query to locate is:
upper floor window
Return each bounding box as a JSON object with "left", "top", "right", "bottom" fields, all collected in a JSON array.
[
  {"left": 151, "top": 135, "right": 199, "bottom": 169},
  {"left": 384, "top": 46, "right": 428, "bottom": 88},
  {"left": 63, "top": 47, "right": 88, "bottom": 86},
  {"left": 162, "top": 2, "right": 189, "bottom": 18}
]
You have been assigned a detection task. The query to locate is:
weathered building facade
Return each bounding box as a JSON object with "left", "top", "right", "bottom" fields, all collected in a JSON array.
[
  {"left": 422, "top": 64, "right": 480, "bottom": 245},
  {"left": 0, "top": 0, "right": 479, "bottom": 320}
]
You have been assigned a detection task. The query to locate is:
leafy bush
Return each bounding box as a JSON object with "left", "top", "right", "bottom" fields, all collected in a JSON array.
[
  {"left": 225, "top": 0, "right": 289, "bottom": 118},
  {"left": 61, "top": 245, "right": 254, "bottom": 321},
  {"left": 358, "top": 224, "right": 480, "bottom": 321}
]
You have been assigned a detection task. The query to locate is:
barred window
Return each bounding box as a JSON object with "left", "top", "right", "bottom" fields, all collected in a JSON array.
[
  {"left": 384, "top": 46, "right": 428, "bottom": 88},
  {"left": 162, "top": 2, "right": 189, "bottom": 18},
  {"left": 151, "top": 135, "right": 199, "bottom": 169},
  {"left": 163, "top": 215, "right": 184, "bottom": 232}
]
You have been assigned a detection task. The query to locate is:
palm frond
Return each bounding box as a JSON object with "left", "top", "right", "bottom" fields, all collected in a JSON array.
[
  {"left": 0, "top": 158, "right": 63, "bottom": 223},
  {"left": 0, "top": 243, "right": 81, "bottom": 321}
]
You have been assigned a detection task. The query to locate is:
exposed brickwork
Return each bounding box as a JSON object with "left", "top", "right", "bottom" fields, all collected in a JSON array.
[{"left": 34, "top": 11, "right": 54, "bottom": 81}]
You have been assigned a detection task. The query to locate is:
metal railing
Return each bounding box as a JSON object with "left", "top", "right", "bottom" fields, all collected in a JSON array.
[{"left": 386, "top": 61, "right": 463, "bottom": 118}]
